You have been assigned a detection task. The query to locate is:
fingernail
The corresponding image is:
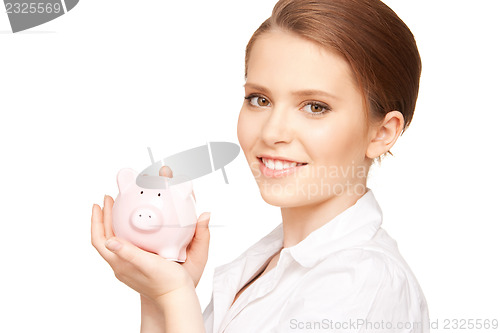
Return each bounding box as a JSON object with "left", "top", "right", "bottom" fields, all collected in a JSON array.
[
  {"left": 203, "top": 212, "right": 211, "bottom": 222},
  {"left": 104, "top": 194, "right": 107, "bottom": 202},
  {"left": 105, "top": 238, "right": 122, "bottom": 251}
]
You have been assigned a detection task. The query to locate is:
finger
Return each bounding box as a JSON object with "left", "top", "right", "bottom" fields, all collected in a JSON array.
[
  {"left": 104, "top": 236, "right": 154, "bottom": 274},
  {"left": 194, "top": 212, "right": 210, "bottom": 239},
  {"left": 159, "top": 165, "right": 173, "bottom": 178},
  {"left": 103, "top": 195, "right": 115, "bottom": 239},
  {"left": 186, "top": 212, "right": 210, "bottom": 259},
  {"left": 91, "top": 204, "right": 114, "bottom": 262}
]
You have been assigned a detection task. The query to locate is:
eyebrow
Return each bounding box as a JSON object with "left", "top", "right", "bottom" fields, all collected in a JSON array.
[{"left": 243, "top": 83, "right": 338, "bottom": 100}]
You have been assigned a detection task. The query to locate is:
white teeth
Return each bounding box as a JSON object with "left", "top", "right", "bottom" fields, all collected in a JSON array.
[
  {"left": 265, "top": 158, "right": 274, "bottom": 169},
  {"left": 262, "top": 158, "right": 300, "bottom": 170}
]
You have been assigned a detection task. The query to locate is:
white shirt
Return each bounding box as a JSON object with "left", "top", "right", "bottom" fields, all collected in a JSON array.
[{"left": 202, "top": 188, "right": 429, "bottom": 332}]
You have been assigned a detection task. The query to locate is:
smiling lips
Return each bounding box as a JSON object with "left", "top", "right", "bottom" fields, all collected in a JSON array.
[
  {"left": 261, "top": 157, "right": 305, "bottom": 170},
  {"left": 257, "top": 156, "right": 308, "bottom": 178}
]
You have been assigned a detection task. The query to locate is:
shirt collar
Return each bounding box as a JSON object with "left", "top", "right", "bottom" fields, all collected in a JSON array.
[
  {"left": 217, "top": 187, "right": 383, "bottom": 271},
  {"left": 287, "top": 187, "right": 383, "bottom": 267}
]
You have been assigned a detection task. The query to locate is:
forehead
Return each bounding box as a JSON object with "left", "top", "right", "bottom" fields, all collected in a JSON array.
[{"left": 246, "top": 29, "right": 358, "bottom": 94}]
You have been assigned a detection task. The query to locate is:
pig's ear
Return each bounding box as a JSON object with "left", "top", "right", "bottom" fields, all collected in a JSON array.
[
  {"left": 170, "top": 180, "right": 194, "bottom": 200},
  {"left": 117, "top": 168, "right": 138, "bottom": 193}
]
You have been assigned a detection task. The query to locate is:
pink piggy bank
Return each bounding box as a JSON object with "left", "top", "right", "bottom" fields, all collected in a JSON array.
[{"left": 111, "top": 168, "right": 197, "bottom": 262}]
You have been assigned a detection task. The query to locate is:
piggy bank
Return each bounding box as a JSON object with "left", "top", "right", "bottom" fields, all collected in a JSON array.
[{"left": 111, "top": 168, "right": 197, "bottom": 262}]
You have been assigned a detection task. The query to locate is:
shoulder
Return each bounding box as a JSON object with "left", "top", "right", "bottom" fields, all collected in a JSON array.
[{"left": 278, "top": 247, "right": 428, "bottom": 330}]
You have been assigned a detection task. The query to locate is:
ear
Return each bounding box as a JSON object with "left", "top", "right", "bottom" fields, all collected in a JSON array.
[
  {"left": 366, "top": 111, "right": 405, "bottom": 159},
  {"left": 116, "top": 168, "right": 138, "bottom": 193}
]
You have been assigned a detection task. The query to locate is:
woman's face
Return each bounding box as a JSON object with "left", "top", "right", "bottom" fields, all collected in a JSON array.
[{"left": 237, "top": 30, "right": 373, "bottom": 208}]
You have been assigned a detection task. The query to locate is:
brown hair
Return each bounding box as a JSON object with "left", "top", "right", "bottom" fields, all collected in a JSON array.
[{"left": 244, "top": 0, "right": 422, "bottom": 161}]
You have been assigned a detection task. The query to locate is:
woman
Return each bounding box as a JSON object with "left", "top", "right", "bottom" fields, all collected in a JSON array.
[{"left": 91, "top": 0, "right": 428, "bottom": 332}]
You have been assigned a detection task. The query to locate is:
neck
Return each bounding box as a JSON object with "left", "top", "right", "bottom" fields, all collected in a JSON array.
[{"left": 280, "top": 185, "right": 368, "bottom": 248}]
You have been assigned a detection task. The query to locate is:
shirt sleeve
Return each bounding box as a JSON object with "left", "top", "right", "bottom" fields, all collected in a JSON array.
[{"left": 275, "top": 249, "right": 428, "bottom": 333}]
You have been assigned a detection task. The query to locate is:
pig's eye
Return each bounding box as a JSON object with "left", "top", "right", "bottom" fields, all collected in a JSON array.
[
  {"left": 140, "top": 191, "right": 144, "bottom": 194},
  {"left": 158, "top": 193, "right": 161, "bottom": 197}
]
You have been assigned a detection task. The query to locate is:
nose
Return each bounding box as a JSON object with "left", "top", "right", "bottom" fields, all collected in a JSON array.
[
  {"left": 260, "top": 104, "right": 293, "bottom": 146},
  {"left": 130, "top": 206, "right": 163, "bottom": 232}
]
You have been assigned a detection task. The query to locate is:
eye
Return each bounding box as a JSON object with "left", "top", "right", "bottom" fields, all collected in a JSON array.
[
  {"left": 158, "top": 193, "right": 161, "bottom": 197},
  {"left": 302, "top": 102, "right": 332, "bottom": 116},
  {"left": 140, "top": 191, "right": 143, "bottom": 194},
  {"left": 245, "top": 94, "right": 271, "bottom": 107}
]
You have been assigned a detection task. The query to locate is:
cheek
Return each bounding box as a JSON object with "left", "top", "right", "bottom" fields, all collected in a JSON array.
[{"left": 307, "top": 116, "right": 366, "bottom": 165}]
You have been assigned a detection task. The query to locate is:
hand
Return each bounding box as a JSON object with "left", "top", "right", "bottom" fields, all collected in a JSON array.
[
  {"left": 91, "top": 195, "right": 193, "bottom": 305},
  {"left": 159, "top": 166, "right": 211, "bottom": 288}
]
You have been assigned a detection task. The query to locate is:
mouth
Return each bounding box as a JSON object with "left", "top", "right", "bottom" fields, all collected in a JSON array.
[
  {"left": 256, "top": 155, "right": 308, "bottom": 176},
  {"left": 258, "top": 156, "right": 307, "bottom": 166}
]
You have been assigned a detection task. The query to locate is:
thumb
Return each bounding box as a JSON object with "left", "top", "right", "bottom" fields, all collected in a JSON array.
[{"left": 187, "top": 212, "right": 211, "bottom": 257}]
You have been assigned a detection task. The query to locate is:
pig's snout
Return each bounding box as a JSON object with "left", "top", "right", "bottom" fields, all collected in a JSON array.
[{"left": 130, "top": 206, "right": 163, "bottom": 232}]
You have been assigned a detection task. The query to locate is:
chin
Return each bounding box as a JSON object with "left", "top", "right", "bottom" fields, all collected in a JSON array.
[
  {"left": 257, "top": 185, "right": 308, "bottom": 208},
  {"left": 260, "top": 193, "right": 299, "bottom": 208}
]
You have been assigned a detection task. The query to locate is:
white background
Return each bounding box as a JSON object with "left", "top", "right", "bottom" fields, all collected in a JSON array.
[{"left": 1, "top": 1, "right": 499, "bottom": 332}]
